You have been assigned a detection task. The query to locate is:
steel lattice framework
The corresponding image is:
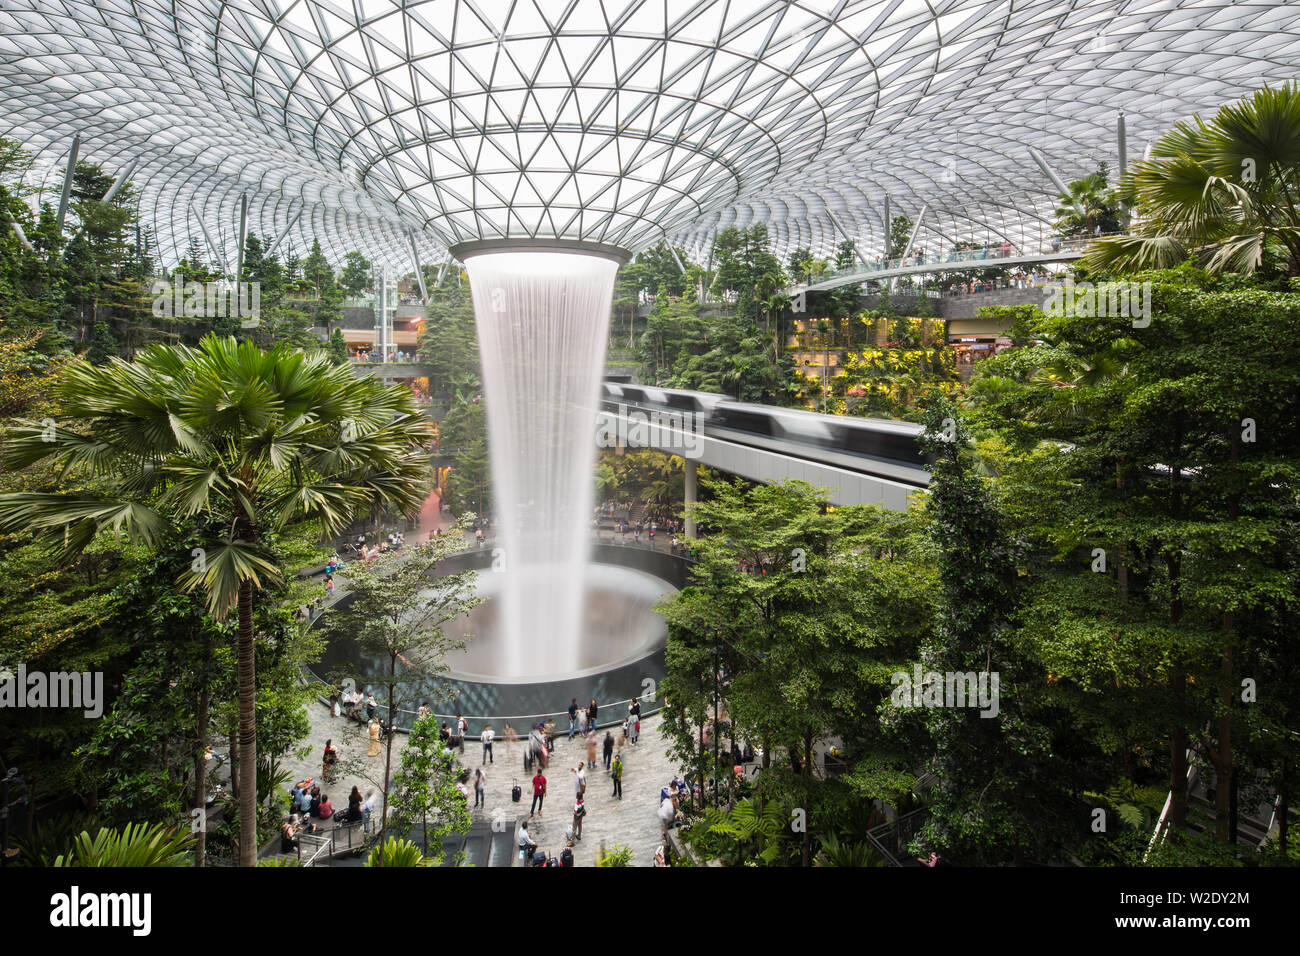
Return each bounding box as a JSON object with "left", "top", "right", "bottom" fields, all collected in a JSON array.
[{"left": 2, "top": 0, "right": 1298, "bottom": 269}]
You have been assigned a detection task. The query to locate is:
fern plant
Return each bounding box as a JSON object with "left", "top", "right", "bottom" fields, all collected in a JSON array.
[
  {"left": 814, "top": 833, "right": 881, "bottom": 867},
  {"left": 1084, "top": 782, "right": 1168, "bottom": 832},
  {"left": 706, "top": 797, "right": 788, "bottom": 865}
]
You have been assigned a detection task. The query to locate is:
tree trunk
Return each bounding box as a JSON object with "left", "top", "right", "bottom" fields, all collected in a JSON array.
[
  {"left": 1166, "top": 446, "right": 1188, "bottom": 834},
  {"left": 228, "top": 729, "right": 239, "bottom": 800},
  {"left": 1169, "top": 672, "right": 1189, "bottom": 831},
  {"left": 1115, "top": 461, "right": 1128, "bottom": 604},
  {"left": 192, "top": 635, "right": 214, "bottom": 867},
  {"left": 236, "top": 577, "right": 258, "bottom": 866},
  {"left": 1214, "top": 422, "right": 1242, "bottom": 842},
  {"left": 378, "top": 653, "right": 397, "bottom": 863},
  {"left": 697, "top": 712, "right": 706, "bottom": 811}
]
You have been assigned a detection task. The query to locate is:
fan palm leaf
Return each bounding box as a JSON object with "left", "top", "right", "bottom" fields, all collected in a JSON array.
[{"left": 0, "top": 334, "right": 433, "bottom": 867}]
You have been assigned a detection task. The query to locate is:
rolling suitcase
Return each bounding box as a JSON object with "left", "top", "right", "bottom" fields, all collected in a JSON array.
[{"left": 511, "top": 780, "right": 522, "bottom": 803}]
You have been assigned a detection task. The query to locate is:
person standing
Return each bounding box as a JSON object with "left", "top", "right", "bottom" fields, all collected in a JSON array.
[
  {"left": 585, "top": 731, "right": 597, "bottom": 770},
  {"left": 588, "top": 697, "right": 599, "bottom": 728},
  {"left": 530, "top": 768, "right": 547, "bottom": 817},
  {"left": 473, "top": 768, "right": 486, "bottom": 809},
  {"left": 367, "top": 718, "right": 381, "bottom": 757},
  {"left": 573, "top": 762, "right": 586, "bottom": 802},
  {"left": 364, "top": 690, "right": 377, "bottom": 721},
  {"left": 611, "top": 752, "right": 623, "bottom": 799},
  {"left": 602, "top": 731, "right": 614, "bottom": 770},
  {"left": 567, "top": 698, "right": 578, "bottom": 739},
  {"left": 456, "top": 714, "right": 469, "bottom": 751},
  {"left": 481, "top": 725, "right": 495, "bottom": 764}
]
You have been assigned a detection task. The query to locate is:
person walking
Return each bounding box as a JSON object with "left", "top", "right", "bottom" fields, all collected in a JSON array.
[
  {"left": 602, "top": 731, "right": 614, "bottom": 770},
  {"left": 481, "top": 725, "right": 495, "bottom": 764},
  {"left": 611, "top": 752, "right": 623, "bottom": 799},
  {"left": 572, "top": 796, "right": 586, "bottom": 841},
  {"left": 530, "top": 768, "right": 547, "bottom": 817},
  {"left": 585, "top": 731, "right": 597, "bottom": 770},
  {"left": 322, "top": 738, "right": 338, "bottom": 783},
  {"left": 473, "top": 768, "right": 486, "bottom": 809}
]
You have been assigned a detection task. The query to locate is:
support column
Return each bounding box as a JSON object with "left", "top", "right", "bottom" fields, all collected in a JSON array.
[
  {"left": 55, "top": 133, "right": 81, "bottom": 234},
  {"left": 684, "top": 458, "right": 698, "bottom": 539},
  {"left": 235, "top": 194, "right": 248, "bottom": 281}
]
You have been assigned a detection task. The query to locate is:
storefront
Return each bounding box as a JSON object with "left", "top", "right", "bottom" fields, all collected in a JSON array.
[{"left": 949, "top": 334, "right": 1013, "bottom": 366}]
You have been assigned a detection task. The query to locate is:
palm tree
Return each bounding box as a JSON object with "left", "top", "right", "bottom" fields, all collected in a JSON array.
[
  {"left": 1085, "top": 83, "right": 1300, "bottom": 276},
  {"left": 1053, "top": 164, "right": 1122, "bottom": 238},
  {"left": 0, "top": 335, "right": 432, "bottom": 866}
]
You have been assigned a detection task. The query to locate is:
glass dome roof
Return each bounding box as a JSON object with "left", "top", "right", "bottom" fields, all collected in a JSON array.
[{"left": 2, "top": 0, "right": 1297, "bottom": 267}]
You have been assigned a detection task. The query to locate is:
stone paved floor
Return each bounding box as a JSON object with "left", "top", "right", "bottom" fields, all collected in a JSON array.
[{"left": 282, "top": 700, "right": 680, "bottom": 866}]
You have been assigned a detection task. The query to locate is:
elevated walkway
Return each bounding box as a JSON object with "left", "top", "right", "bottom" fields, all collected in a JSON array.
[{"left": 790, "top": 236, "right": 1112, "bottom": 294}]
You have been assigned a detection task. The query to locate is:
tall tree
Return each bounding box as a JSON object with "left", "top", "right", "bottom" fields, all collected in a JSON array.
[
  {"left": 0, "top": 336, "right": 433, "bottom": 865},
  {"left": 1086, "top": 83, "right": 1300, "bottom": 278},
  {"left": 322, "top": 531, "right": 478, "bottom": 860}
]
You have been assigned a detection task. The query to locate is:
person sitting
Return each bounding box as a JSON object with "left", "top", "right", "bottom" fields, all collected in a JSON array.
[
  {"left": 518, "top": 820, "right": 536, "bottom": 855},
  {"left": 316, "top": 793, "right": 333, "bottom": 819},
  {"left": 281, "top": 816, "right": 300, "bottom": 853},
  {"left": 346, "top": 786, "right": 364, "bottom": 822}
]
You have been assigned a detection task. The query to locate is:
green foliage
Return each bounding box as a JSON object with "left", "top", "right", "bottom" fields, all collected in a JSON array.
[
  {"left": 417, "top": 275, "right": 479, "bottom": 397},
  {"left": 1053, "top": 163, "right": 1122, "bottom": 238},
  {"left": 365, "top": 837, "right": 427, "bottom": 867},
  {"left": 888, "top": 215, "right": 913, "bottom": 258},
  {"left": 388, "top": 713, "right": 473, "bottom": 861},
  {"left": 595, "top": 842, "right": 635, "bottom": 867},
  {"left": 339, "top": 251, "right": 372, "bottom": 297},
  {"left": 50, "top": 822, "right": 194, "bottom": 867},
  {"left": 1086, "top": 83, "right": 1300, "bottom": 278},
  {"left": 660, "top": 477, "right": 936, "bottom": 864},
  {"left": 814, "top": 833, "right": 882, "bottom": 867}
]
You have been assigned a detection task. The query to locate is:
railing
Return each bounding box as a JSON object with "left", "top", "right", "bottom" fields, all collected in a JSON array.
[
  {"left": 792, "top": 234, "right": 1124, "bottom": 293},
  {"left": 297, "top": 832, "right": 333, "bottom": 867},
  {"left": 864, "top": 807, "right": 930, "bottom": 866}
]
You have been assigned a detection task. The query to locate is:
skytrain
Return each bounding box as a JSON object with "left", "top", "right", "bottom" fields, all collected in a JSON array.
[{"left": 599, "top": 383, "right": 932, "bottom": 488}]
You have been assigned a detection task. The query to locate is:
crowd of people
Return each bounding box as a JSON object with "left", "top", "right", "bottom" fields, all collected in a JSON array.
[
  {"left": 306, "top": 679, "right": 666, "bottom": 865},
  {"left": 514, "top": 696, "right": 646, "bottom": 866}
]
